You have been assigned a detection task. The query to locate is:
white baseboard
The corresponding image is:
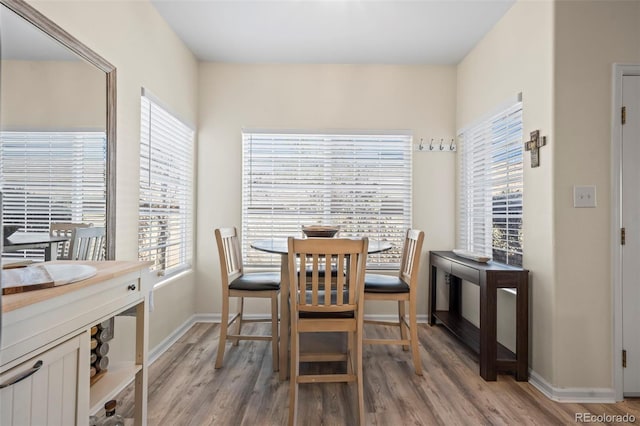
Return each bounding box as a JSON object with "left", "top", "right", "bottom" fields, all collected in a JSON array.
[
  {"left": 148, "top": 315, "right": 197, "bottom": 365},
  {"left": 528, "top": 369, "right": 616, "bottom": 403},
  {"left": 197, "top": 314, "right": 429, "bottom": 322},
  {"left": 193, "top": 313, "right": 220, "bottom": 323},
  {"left": 364, "top": 313, "right": 428, "bottom": 323},
  {"left": 148, "top": 313, "right": 428, "bottom": 365}
]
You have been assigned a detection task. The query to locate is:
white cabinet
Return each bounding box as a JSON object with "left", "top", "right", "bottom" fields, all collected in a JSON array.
[
  {"left": 0, "top": 261, "right": 151, "bottom": 425},
  {"left": 1, "top": 333, "right": 86, "bottom": 425}
]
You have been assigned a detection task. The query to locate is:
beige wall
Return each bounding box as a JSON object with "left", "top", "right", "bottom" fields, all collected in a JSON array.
[
  {"left": 457, "top": 0, "right": 555, "bottom": 381},
  {"left": 27, "top": 0, "right": 199, "bottom": 350},
  {"left": 196, "top": 64, "right": 457, "bottom": 316},
  {"left": 553, "top": 0, "right": 640, "bottom": 388},
  {"left": 0, "top": 60, "right": 105, "bottom": 130}
]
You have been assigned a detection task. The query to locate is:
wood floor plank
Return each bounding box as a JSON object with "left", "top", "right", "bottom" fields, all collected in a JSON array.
[{"left": 111, "top": 322, "right": 640, "bottom": 425}]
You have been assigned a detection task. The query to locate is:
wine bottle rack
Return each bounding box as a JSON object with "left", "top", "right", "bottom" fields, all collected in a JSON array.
[{"left": 90, "top": 316, "right": 114, "bottom": 386}]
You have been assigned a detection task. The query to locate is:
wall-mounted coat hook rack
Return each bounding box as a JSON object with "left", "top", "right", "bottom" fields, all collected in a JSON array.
[{"left": 415, "top": 136, "right": 456, "bottom": 152}]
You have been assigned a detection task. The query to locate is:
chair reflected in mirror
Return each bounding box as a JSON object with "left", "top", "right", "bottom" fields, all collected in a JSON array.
[
  {"left": 50, "top": 222, "right": 93, "bottom": 260},
  {"left": 71, "top": 226, "right": 106, "bottom": 261}
]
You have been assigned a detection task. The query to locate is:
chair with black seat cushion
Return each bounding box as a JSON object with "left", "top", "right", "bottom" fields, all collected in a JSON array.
[
  {"left": 364, "top": 229, "right": 424, "bottom": 375},
  {"left": 214, "top": 227, "right": 280, "bottom": 371},
  {"left": 288, "top": 237, "right": 368, "bottom": 426}
]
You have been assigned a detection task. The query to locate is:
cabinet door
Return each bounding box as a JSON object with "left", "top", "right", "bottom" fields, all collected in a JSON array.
[{"left": 1, "top": 334, "right": 82, "bottom": 426}]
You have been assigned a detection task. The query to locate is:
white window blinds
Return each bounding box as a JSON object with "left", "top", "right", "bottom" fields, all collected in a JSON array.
[
  {"left": 457, "top": 102, "right": 523, "bottom": 266},
  {"left": 139, "top": 95, "right": 194, "bottom": 276},
  {"left": 242, "top": 132, "right": 412, "bottom": 269},
  {"left": 0, "top": 131, "right": 106, "bottom": 259}
]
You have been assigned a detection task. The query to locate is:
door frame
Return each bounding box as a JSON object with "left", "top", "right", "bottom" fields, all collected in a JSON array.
[{"left": 611, "top": 63, "right": 640, "bottom": 401}]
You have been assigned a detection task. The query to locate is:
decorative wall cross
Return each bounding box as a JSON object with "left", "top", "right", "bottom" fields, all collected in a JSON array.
[{"left": 524, "top": 130, "right": 547, "bottom": 168}]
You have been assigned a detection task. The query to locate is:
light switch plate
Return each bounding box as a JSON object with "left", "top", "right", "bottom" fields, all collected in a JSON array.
[{"left": 574, "top": 185, "right": 597, "bottom": 208}]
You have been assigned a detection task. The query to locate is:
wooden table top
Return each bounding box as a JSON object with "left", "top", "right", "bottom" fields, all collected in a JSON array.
[{"left": 2, "top": 260, "right": 151, "bottom": 313}]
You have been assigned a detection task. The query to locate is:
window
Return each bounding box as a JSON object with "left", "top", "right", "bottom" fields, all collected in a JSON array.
[
  {"left": 0, "top": 131, "right": 106, "bottom": 260},
  {"left": 457, "top": 101, "right": 523, "bottom": 266},
  {"left": 138, "top": 92, "right": 194, "bottom": 276},
  {"left": 242, "top": 132, "right": 412, "bottom": 269}
]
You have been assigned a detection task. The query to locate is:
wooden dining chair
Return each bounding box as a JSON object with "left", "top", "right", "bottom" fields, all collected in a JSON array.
[
  {"left": 287, "top": 237, "right": 368, "bottom": 426},
  {"left": 214, "top": 227, "right": 280, "bottom": 371},
  {"left": 363, "top": 229, "right": 425, "bottom": 375},
  {"left": 50, "top": 222, "right": 93, "bottom": 260}
]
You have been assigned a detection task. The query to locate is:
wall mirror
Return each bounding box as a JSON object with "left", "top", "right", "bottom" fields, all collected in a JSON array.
[{"left": 0, "top": 0, "right": 115, "bottom": 260}]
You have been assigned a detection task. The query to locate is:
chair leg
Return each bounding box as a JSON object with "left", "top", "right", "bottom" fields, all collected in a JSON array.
[
  {"left": 215, "top": 294, "right": 230, "bottom": 369},
  {"left": 271, "top": 292, "right": 279, "bottom": 372},
  {"left": 398, "top": 300, "right": 409, "bottom": 351},
  {"left": 356, "top": 327, "right": 365, "bottom": 426},
  {"left": 347, "top": 331, "right": 355, "bottom": 375},
  {"left": 409, "top": 298, "right": 423, "bottom": 376},
  {"left": 233, "top": 297, "right": 244, "bottom": 346},
  {"left": 288, "top": 326, "right": 299, "bottom": 425}
]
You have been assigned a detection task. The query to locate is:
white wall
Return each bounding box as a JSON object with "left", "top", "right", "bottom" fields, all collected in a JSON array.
[
  {"left": 457, "top": 0, "right": 555, "bottom": 381},
  {"left": 27, "top": 0, "right": 199, "bottom": 350},
  {"left": 196, "top": 64, "right": 457, "bottom": 316}
]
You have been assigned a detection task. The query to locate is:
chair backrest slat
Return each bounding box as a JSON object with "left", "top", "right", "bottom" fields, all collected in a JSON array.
[
  {"left": 323, "top": 257, "right": 332, "bottom": 305},
  {"left": 399, "top": 229, "right": 425, "bottom": 288},
  {"left": 336, "top": 254, "right": 344, "bottom": 305}
]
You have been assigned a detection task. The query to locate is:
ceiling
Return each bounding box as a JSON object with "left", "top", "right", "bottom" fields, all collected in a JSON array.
[{"left": 151, "top": 0, "right": 516, "bottom": 65}]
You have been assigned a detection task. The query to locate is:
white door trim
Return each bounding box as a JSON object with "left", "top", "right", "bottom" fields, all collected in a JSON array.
[{"left": 611, "top": 63, "right": 640, "bottom": 401}]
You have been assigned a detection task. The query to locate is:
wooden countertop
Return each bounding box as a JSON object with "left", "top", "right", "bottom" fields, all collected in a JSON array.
[{"left": 2, "top": 260, "right": 151, "bottom": 313}]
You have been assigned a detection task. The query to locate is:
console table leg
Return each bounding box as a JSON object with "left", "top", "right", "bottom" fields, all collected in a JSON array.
[
  {"left": 479, "top": 278, "right": 497, "bottom": 381},
  {"left": 429, "top": 265, "right": 437, "bottom": 325},
  {"left": 449, "top": 275, "right": 461, "bottom": 316},
  {"left": 515, "top": 279, "right": 529, "bottom": 381}
]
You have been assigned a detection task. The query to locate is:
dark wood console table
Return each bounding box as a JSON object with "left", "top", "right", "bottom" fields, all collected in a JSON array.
[{"left": 428, "top": 251, "right": 529, "bottom": 381}]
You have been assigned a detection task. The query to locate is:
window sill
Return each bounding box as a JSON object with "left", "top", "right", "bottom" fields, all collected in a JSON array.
[{"left": 153, "top": 267, "right": 193, "bottom": 291}]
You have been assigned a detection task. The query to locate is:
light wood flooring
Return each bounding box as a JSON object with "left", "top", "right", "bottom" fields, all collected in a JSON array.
[{"left": 114, "top": 322, "right": 640, "bottom": 425}]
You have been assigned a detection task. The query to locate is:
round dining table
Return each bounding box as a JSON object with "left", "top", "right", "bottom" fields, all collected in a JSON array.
[
  {"left": 3, "top": 233, "right": 69, "bottom": 261},
  {"left": 251, "top": 237, "right": 392, "bottom": 256},
  {"left": 251, "top": 237, "right": 393, "bottom": 380}
]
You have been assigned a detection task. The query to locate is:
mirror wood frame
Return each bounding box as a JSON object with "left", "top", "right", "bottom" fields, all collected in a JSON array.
[{"left": 1, "top": 0, "right": 116, "bottom": 259}]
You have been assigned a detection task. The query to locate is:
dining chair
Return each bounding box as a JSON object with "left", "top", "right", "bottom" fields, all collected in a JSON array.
[
  {"left": 214, "top": 227, "right": 280, "bottom": 371},
  {"left": 71, "top": 226, "right": 106, "bottom": 261},
  {"left": 287, "top": 237, "right": 368, "bottom": 426},
  {"left": 50, "top": 222, "right": 93, "bottom": 260},
  {"left": 363, "top": 229, "right": 425, "bottom": 375}
]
